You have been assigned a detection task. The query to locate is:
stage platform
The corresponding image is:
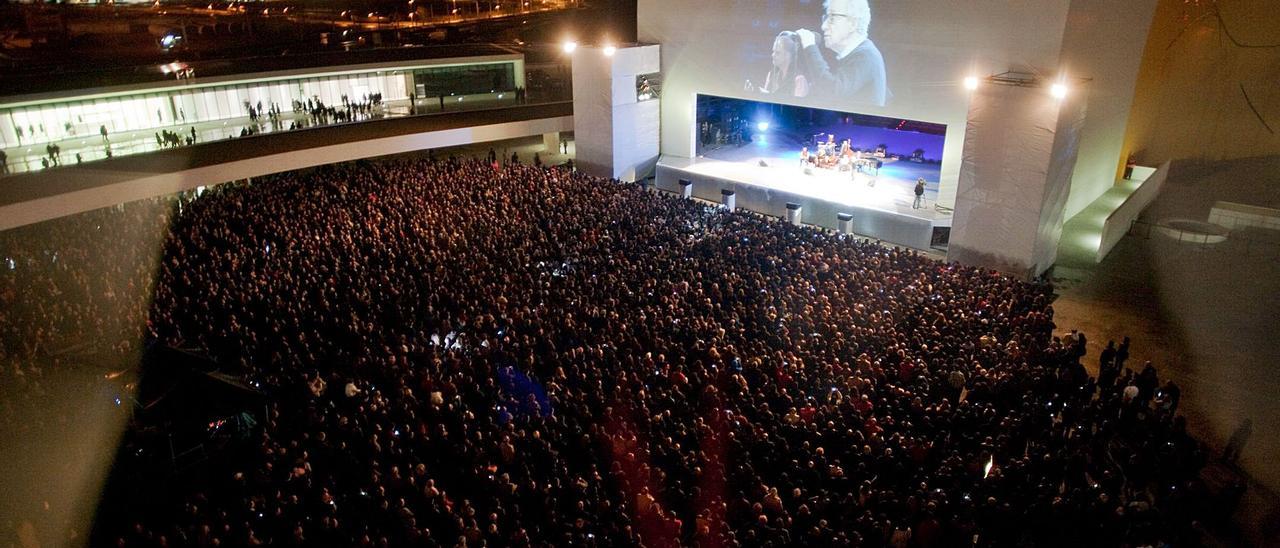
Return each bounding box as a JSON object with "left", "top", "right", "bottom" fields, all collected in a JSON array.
[{"left": 655, "top": 155, "right": 951, "bottom": 249}]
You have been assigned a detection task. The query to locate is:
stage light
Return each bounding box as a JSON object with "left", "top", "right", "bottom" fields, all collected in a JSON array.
[
  {"left": 1050, "top": 83, "right": 1068, "bottom": 99},
  {"left": 963, "top": 76, "right": 979, "bottom": 91},
  {"left": 602, "top": 45, "right": 617, "bottom": 57},
  {"left": 756, "top": 121, "right": 770, "bottom": 131},
  {"left": 562, "top": 41, "right": 577, "bottom": 54}
]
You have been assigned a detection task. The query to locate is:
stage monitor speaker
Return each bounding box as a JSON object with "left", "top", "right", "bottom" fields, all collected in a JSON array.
[
  {"left": 720, "top": 189, "right": 736, "bottom": 211},
  {"left": 758, "top": 160, "right": 769, "bottom": 167},
  {"left": 837, "top": 213, "right": 854, "bottom": 234}
]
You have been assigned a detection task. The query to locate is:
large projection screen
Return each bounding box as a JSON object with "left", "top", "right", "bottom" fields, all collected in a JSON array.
[{"left": 640, "top": 0, "right": 1072, "bottom": 207}]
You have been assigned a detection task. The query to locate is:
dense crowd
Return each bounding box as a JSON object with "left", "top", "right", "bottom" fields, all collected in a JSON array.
[
  {"left": 2, "top": 157, "right": 1209, "bottom": 547},
  {"left": 0, "top": 198, "right": 173, "bottom": 546}
]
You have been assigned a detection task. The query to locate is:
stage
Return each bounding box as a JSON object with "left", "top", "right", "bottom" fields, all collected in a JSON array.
[{"left": 656, "top": 154, "right": 951, "bottom": 249}]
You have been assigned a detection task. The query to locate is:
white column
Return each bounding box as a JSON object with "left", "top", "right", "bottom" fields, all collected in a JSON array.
[
  {"left": 948, "top": 83, "right": 1087, "bottom": 279},
  {"left": 571, "top": 45, "right": 660, "bottom": 181}
]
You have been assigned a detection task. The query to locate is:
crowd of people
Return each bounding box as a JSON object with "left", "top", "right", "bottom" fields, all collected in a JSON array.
[
  {"left": 0, "top": 197, "right": 175, "bottom": 546},
  {"left": 1, "top": 156, "right": 1215, "bottom": 547},
  {"left": 156, "top": 128, "right": 199, "bottom": 149},
  {"left": 293, "top": 94, "right": 386, "bottom": 128}
]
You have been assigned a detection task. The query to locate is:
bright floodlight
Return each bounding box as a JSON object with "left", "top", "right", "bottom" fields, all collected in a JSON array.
[
  {"left": 602, "top": 45, "right": 617, "bottom": 57},
  {"left": 1050, "top": 83, "right": 1068, "bottom": 99},
  {"left": 562, "top": 41, "right": 577, "bottom": 54},
  {"left": 963, "top": 76, "right": 979, "bottom": 91},
  {"left": 756, "top": 121, "right": 770, "bottom": 131}
]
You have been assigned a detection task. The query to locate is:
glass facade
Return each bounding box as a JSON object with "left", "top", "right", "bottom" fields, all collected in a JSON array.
[
  {"left": 412, "top": 64, "right": 517, "bottom": 98},
  {"left": 0, "top": 61, "right": 521, "bottom": 151}
]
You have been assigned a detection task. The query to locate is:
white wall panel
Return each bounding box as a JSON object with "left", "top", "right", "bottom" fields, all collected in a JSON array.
[{"left": 1058, "top": 0, "right": 1158, "bottom": 219}]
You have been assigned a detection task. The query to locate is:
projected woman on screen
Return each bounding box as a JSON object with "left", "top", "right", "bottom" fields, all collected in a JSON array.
[{"left": 745, "top": 31, "right": 810, "bottom": 98}]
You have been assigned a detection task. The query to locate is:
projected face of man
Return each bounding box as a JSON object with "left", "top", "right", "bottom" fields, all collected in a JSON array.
[{"left": 821, "top": 0, "right": 869, "bottom": 54}]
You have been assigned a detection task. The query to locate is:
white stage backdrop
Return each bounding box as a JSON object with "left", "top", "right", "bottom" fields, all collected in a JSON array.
[{"left": 640, "top": 0, "right": 1074, "bottom": 207}]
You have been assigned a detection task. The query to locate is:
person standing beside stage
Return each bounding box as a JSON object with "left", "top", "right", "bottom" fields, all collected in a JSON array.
[
  {"left": 913, "top": 178, "right": 926, "bottom": 209},
  {"left": 800, "top": 146, "right": 810, "bottom": 167}
]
